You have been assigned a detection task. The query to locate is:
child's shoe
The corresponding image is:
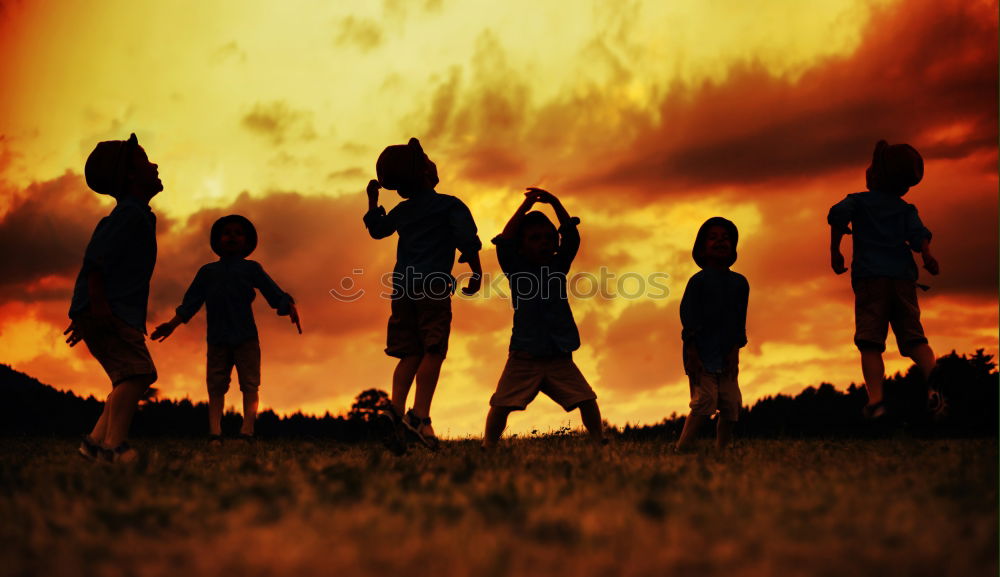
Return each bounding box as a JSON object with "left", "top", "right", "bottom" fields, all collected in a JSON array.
[
  {"left": 926, "top": 367, "right": 949, "bottom": 420},
  {"left": 78, "top": 436, "right": 103, "bottom": 461},
  {"left": 101, "top": 442, "right": 140, "bottom": 465},
  {"left": 374, "top": 404, "right": 408, "bottom": 456},
  {"left": 862, "top": 401, "right": 887, "bottom": 421},
  {"left": 403, "top": 409, "right": 440, "bottom": 451}
]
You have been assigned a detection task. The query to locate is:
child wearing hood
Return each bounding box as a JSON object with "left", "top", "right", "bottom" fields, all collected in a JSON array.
[
  {"left": 364, "top": 138, "right": 483, "bottom": 452},
  {"left": 152, "top": 215, "right": 300, "bottom": 443},
  {"left": 676, "top": 217, "right": 749, "bottom": 452},
  {"left": 827, "top": 140, "right": 940, "bottom": 420}
]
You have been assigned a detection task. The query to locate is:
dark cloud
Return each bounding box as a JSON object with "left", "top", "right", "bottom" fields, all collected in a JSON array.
[
  {"left": 0, "top": 172, "right": 112, "bottom": 300},
  {"left": 241, "top": 101, "right": 318, "bottom": 145},
  {"left": 584, "top": 0, "right": 998, "bottom": 193}
]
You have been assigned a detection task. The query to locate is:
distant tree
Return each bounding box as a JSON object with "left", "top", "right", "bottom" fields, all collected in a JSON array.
[{"left": 347, "top": 388, "right": 390, "bottom": 422}]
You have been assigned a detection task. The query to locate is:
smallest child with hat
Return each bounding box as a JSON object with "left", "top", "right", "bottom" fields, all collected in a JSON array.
[{"left": 152, "top": 214, "right": 300, "bottom": 445}]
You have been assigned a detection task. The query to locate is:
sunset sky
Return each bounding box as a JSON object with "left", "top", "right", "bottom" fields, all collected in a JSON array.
[{"left": 0, "top": 0, "right": 996, "bottom": 437}]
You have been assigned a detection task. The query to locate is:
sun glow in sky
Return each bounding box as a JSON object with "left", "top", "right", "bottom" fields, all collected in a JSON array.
[{"left": 0, "top": 0, "right": 996, "bottom": 436}]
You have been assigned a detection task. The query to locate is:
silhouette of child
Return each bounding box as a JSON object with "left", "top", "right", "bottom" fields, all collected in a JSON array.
[
  {"left": 151, "top": 215, "right": 300, "bottom": 443},
  {"left": 364, "top": 138, "right": 482, "bottom": 451},
  {"left": 828, "top": 140, "right": 940, "bottom": 419},
  {"left": 483, "top": 188, "right": 605, "bottom": 449},
  {"left": 675, "top": 217, "right": 749, "bottom": 452},
  {"left": 65, "top": 133, "right": 162, "bottom": 464}
]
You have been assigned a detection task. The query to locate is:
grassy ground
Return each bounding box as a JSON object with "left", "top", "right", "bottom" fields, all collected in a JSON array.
[{"left": 0, "top": 436, "right": 996, "bottom": 577}]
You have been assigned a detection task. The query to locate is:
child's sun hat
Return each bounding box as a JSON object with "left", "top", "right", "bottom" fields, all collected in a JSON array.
[
  {"left": 376, "top": 137, "right": 438, "bottom": 191},
  {"left": 85, "top": 133, "right": 139, "bottom": 197},
  {"left": 865, "top": 140, "right": 923, "bottom": 195},
  {"left": 210, "top": 214, "right": 258, "bottom": 258}
]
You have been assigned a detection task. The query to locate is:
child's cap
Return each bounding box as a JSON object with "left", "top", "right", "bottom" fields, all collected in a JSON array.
[
  {"left": 85, "top": 133, "right": 139, "bottom": 197},
  {"left": 865, "top": 140, "right": 923, "bottom": 195},
  {"left": 210, "top": 214, "right": 258, "bottom": 258},
  {"left": 376, "top": 137, "right": 438, "bottom": 191},
  {"left": 692, "top": 216, "right": 739, "bottom": 269}
]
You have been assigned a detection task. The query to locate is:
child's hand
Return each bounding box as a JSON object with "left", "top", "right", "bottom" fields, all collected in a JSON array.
[
  {"left": 831, "top": 251, "right": 848, "bottom": 275},
  {"left": 525, "top": 187, "right": 557, "bottom": 204},
  {"left": 366, "top": 180, "right": 381, "bottom": 203},
  {"left": 922, "top": 252, "right": 939, "bottom": 276},
  {"left": 289, "top": 303, "right": 302, "bottom": 334},
  {"left": 461, "top": 273, "right": 482, "bottom": 296},
  {"left": 64, "top": 322, "right": 83, "bottom": 348},
  {"left": 151, "top": 321, "right": 177, "bottom": 342},
  {"left": 682, "top": 342, "right": 703, "bottom": 378}
]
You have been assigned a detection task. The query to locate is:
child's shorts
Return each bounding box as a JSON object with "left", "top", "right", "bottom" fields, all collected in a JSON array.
[
  {"left": 689, "top": 371, "right": 741, "bottom": 421},
  {"left": 74, "top": 311, "right": 157, "bottom": 387},
  {"left": 206, "top": 339, "right": 261, "bottom": 395},
  {"left": 490, "top": 351, "right": 597, "bottom": 411},
  {"left": 385, "top": 295, "right": 452, "bottom": 358},
  {"left": 852, "top": 277, "right": 928, "bottom": 356}
]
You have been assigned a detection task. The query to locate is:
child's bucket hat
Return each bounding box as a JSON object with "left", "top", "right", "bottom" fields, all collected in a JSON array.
[
  {"left": 376, "top": 137, "right": 438, "bottom": 191},
  {"left": 692, "top": 216, "right": 739, "bottom": 269},
  {"left": 865, "top": 140, "right": 923, "bottom": 195},
  {"left": 210, "top": 214, "right": 258, "bottom": 258},
  {"left": 85, "top": 133, "right": 138, "bottom": 197}
]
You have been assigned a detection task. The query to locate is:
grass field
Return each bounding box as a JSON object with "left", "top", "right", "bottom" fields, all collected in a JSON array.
[{"left": 0, "top": 436, "right": 996, "bottom": 577}]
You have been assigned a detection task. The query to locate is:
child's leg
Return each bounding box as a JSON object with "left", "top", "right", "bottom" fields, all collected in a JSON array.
[
  {"left": 392, "top": 355, "right": 422, "bottom": 413},
  {"left": 577, "top": 399, "right": 604, "bottom": 443},
  {"left": 103, "top": 377, "right": 150, "bottom": 448},
  {"left": 716, "top": 419, "right": 736, "bottom": 450},
  {"left": 676, "top": 414, "right": 711, "bottom": 450},
  {"left": 412, "top": 352, "right": 445, "bottom": 435},
  {"left": 860, "top": 350, "right": 886, "bottom": 405},
  {"left": 483, "top": 406, "right": 513, "bottom": 448},
  {"left": 233, "top": 340, "right": 262, "bottom": 437},
  {"left": 677, "top": 372, "right": 717, "bottom": 450},
  {"left": 240, "top": 391, "right": 259, "bottom": 436},
  {"left": 208, "top": 394, "right": 225, "bottom": 436},
  {"left": 906, "top": 343, "right": 936, "bottom": 379},
  {"left": 89, "top": 392, "right": 113, "bottom": 445},
  {"left": 206, "top": 344, "right": 235, "bottom": 436}
]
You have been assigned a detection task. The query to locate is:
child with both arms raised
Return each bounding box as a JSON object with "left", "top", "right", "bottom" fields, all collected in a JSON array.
[
  {"left": 152, "top": 215, "right": 300, "bottom": 443},
  {"left": 676, "top": 217, "right": 750, "bottom": 452},
  {"left": 483, "top": 188, "right": 605, "bottom": 449}
]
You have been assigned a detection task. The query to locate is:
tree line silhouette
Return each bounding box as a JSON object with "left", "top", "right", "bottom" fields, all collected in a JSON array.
[{"left": 2, "top": 350, "right": 996, "bottom": 441}]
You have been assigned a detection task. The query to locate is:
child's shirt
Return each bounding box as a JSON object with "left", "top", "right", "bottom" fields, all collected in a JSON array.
[
  {"left": 680, "top": 268, "right": 749, "bottom": 374},
  {"left": 69, "top": 196, "right": 158, "bottom": 333},
  {"left": 175, "top": 257, "right": 293, "bottom": 346},
  {"left": 827, "top": 189, "right": 932, "bottom": 281},
  {"left": 364, "top": 189, "right": 481, "bottom": 295},
  {"left": 492, "top": 220, "right": 581, "bottom": 357}
]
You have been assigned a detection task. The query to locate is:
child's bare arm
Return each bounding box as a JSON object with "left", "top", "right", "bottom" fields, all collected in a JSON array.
[
  {"left": 363, "top": 179, "right": 397, "bottom": 239},
  {"left": 830, "top": 226, "right": 848, "bottom": 275},
  {"left": 918, "top": 237, "right": 939, "bottom": 275},
  {"left": 498, "top": 190, "right": 541, "bottom": 239},
  {"left": 528, "top": 188, "right": 573, "bottom": 227},
  {"left": 366, "top": 179, "right": 380, "bottom": 212},
  {"left": 460, "top": 251, "right": 483, "bottom": 296},
  {"left": 151, "top": 314, "right": 184, "bottom": 342}
]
